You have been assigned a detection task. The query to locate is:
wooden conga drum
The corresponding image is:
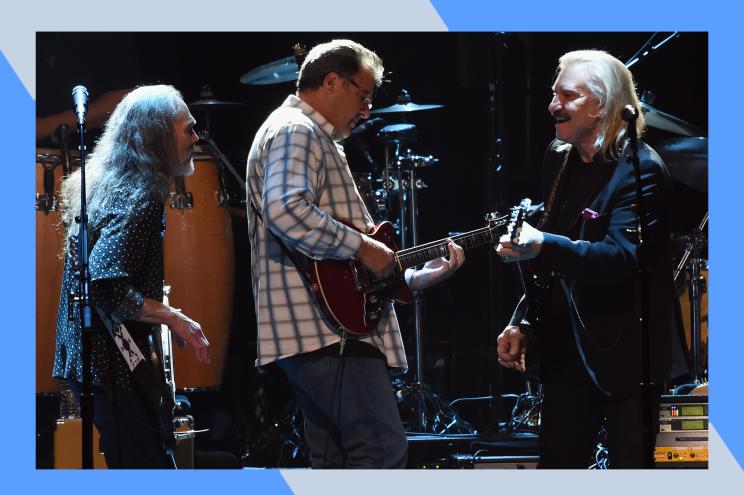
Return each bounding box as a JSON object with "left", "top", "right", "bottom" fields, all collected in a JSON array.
[
  {"left": 36, "top": 148, "right": 73, "bottom": 394},
  {"left": 164, "top": 148, "right": 235, "bottom": 390},
  {"left": 679, "top": 263, "right": 709, "bottom": 372}
]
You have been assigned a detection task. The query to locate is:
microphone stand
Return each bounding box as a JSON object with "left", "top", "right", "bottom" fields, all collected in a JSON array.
[
  {"left": 72, "top": 101, "right": 94, "bottom": 469},
  {"left": 623, "top": 106, "right": 655, "bottom": 468}
]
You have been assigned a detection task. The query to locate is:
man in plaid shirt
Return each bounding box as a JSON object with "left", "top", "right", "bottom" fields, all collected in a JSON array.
[{"left": 247, "top": 40, "right": 464, "bottom": 468}]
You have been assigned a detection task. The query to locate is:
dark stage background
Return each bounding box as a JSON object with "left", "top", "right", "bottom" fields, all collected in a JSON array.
[{"left": 36, "top": 32, "right": 708, "bottom": 465}]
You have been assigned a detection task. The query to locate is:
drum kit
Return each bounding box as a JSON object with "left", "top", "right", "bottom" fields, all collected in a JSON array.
[{"left": 641, "top": 98, "right": 709, "bottom": 389}]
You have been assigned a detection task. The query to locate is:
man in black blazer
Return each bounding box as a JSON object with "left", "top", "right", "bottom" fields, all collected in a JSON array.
[{"left": 496, "top": 50, "right": 675, "bottom": 468}]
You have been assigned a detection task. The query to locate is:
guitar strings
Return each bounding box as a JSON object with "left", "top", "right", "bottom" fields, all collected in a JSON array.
[{"left": 394, "top": 213, "right": 512, "bottom": 267}]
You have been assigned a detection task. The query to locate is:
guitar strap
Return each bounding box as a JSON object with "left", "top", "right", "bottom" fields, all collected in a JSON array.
[
  {"left": 249, "top": 199, "right": 353, "bottom": 341},
  {"left": 249, "top": 200, "right": 315, "bottom": 289}
]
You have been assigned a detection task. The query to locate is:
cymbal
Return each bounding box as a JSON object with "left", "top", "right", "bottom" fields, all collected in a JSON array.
[
  {"left": 240, "top": 56, "right": 299, "bottom": 85},
  {"left": 371, "top": 88, "right": 443, "bottom": 115},
  {"left": 654, "top": 136, "right": 707, "bottom": 192},
  {"left": 188, "top": 98, "right": 247, "bottom": 111},
  {"left": 640, "top": 102, "right": 703, "bottom": 136},
  {"left": 371, "top": 102, "right": 443, "bottom": 115}
]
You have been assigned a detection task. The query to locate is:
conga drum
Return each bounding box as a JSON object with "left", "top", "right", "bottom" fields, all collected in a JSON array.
[
  {"left": 36, "top": 148, "right": 74, "bottom": 394},
  {"left": 678, "top": 262, "right": 709, "bottom": 371},
  {"left": 164, "top": 147, "right": 235, "bottom": 391}
]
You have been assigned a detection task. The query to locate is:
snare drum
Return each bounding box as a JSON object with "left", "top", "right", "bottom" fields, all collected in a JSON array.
[
  {"left": 164, "top": 147, "right": 235, "bottom": 391},
  {"left": 36, "top": 148, "right": 75, "bottom": 394}
]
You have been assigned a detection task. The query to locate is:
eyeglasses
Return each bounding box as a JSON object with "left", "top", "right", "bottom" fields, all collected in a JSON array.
[{"left": 342, "top": 75, "right": 375, "bottom": 110}]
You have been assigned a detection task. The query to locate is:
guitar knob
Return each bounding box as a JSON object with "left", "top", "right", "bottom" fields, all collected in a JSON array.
[
  {"left": 367, "top": 311, "right": 378, "bottom": 320},
  {"left": 369, "top": 294, "right": 378, "bottom": 303},
  {"left": 310, "top": 282, "right": 320, "bottom": 293}
]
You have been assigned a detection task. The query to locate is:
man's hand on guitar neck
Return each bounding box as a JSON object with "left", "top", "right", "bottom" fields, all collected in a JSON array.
[
  {"left": 497, "top": 325, "right": 527, "bottom": 373},
  {"left": 405, "top": 239, "right": 465, "bottom": 290},
  {"left": 497, "top": 221, "right": 544, "bottom": 262},
  {"left": 356, "top": 234, "right": 395, "bottom": 278}
]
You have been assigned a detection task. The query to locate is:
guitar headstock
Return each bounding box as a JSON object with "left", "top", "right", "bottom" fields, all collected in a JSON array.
[{"left": 507, "top": 198, "right": 532, "bottom": 243}]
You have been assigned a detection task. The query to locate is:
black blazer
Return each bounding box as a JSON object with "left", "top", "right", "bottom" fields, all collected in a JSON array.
[{"left": 514, "top": 139, "right": 675, "bottom": 398}]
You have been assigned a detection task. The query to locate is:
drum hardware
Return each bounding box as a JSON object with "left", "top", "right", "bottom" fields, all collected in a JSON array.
[
  {"left": 370, "top": 89, "right": 444, "bottom": 115},
  {"left": 397, "top": 153, "right": 439, "bottom": 169},
  {"left": 169, "top": 177, "right": 194, "bottom": 210},
  {"left": 36, "top": 153, "right": 63, "bottom": 212},
  {"left": 197, "top": 131, "right": 246, "bottom": 194},
  {"left": 189, "top": 86, "right": 247, "bottom": 199},
  {"left": 240, "top": 55, "right": 300, "bottom": 85},
  {"left": 639, "top": 97, "right": 704, "bottom": 137},
  {"left": 187, "top": 98, "right": 247, "bottom": 112},
  {"left": 625, "top": 32, "right": 680, "bottom": 69},
  {"left": 654, "top": 136, "right": 708, "bottom": 192},
  {"left": 394, "top": 378, "right": 477, "bottom": 434},
  {"left": 377, "top": 176, "right": 429, "bottom": 193},
  {"left": 673, "top": 212, "right": 708, "bottom": 385},
  {"left": 377, "top": 124, "right": 466, "bottom": 434}
]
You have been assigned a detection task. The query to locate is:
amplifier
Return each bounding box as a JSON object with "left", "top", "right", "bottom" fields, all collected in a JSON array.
[
  {"left": 52, "top": 416, "right": 195, "bottom": 469},
  {"left": 654, "top": 395, "right": 708, "bottom": 468},
  {"left": 53, "top": 418, "right": 108, "bottom": 469}
]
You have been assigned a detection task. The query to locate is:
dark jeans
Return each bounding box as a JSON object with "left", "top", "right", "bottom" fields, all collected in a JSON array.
[
  {"left": 68, "top": 380, "right": 171, "bottom": 469},
  {"left": 276, "top": 342, "right": 408, "bottom": 468}
]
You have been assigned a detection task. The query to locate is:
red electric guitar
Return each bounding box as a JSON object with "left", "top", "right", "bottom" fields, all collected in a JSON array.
[{"left": 306, "top": 203, "right": 529, "bottom": 335}]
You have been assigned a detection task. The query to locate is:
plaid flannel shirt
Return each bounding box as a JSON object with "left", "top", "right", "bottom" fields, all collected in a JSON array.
[{"left": 246, "top": 95, "right": 407, "bottom": 371}]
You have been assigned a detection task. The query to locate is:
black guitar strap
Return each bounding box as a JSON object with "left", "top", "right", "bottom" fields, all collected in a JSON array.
[
  {"left": 248, "top": 199, "right": 351, "bottom": 341},
  {"left": 249, "top": 199, "right": 314, "bottom": 288}
]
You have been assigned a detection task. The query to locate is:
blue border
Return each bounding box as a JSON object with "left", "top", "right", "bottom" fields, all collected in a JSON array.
[
  {"left": 7, "top": 0, "right": 741, "bottom": 493},
  {"left": 1, "top": 46, "right": 36, "bottom": 472}
]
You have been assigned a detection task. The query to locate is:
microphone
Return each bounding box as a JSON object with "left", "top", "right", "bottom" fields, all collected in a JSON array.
[
  {"left": 349, "top": 117, "right": 386, "bottom": 138},
  {"left": 72, "top": 85, "right": 89, "bottom": 126},
  {"left": 621, "top": 104, "right": 638, "bottom": 123}
]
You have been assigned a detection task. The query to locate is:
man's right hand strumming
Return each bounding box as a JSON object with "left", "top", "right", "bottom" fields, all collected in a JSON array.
[{"left": 356, "top": 233, "right": 395, "bottom": 279}]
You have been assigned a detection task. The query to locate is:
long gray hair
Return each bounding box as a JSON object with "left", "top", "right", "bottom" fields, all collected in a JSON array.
[
  {"left": 60, "top": 85, "right": 186, "bottom": 247},
  {"left": 556, "top": 50, "right": 645, "bottom": 161}
]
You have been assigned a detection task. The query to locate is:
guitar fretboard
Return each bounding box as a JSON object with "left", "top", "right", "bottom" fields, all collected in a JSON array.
[{"left": 394, "top": 220, "right": 506, "bottom": 270}]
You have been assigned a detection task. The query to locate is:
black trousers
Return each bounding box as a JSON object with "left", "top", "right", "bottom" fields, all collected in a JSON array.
[
  {"left": 69, "top": 380, "right": 171, "bottom": 469},
  {"left": 538, "top": 354, "right": 660, "bottom": 469},
  {"left": 276, "top": 342, "right": 408, "bottom": 468}
]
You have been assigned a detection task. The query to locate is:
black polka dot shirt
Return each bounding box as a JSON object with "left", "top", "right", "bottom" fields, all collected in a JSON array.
[{"left": 53, "top": 197, "right": 165, "bottom": 390}]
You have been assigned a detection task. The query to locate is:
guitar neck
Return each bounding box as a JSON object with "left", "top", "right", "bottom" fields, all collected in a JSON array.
[{"left": 394, "top": 225, "right": 496, "bottom": 271}]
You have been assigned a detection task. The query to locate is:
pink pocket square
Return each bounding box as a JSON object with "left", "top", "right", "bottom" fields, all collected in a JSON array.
[{"left": 581, "top": 208, "right": 600, "bottom": 221}]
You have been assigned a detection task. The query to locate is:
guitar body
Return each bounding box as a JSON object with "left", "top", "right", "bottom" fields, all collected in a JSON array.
[
  {"left": 308, "top": 221, "right": 412, "bottom": 336},
  {"left": 306, "top": 206, "right": 520, "bottom": 336}
]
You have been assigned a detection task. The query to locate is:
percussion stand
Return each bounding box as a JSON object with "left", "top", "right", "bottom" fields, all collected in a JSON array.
[
  {"left": 381, "top": 139, "right": 471, "bottom": 434},
  {"left": 673, "top": 212, "right": 708, "bottom": 384}
]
